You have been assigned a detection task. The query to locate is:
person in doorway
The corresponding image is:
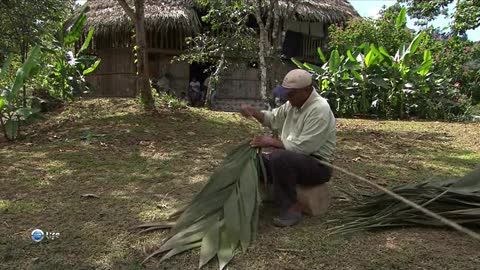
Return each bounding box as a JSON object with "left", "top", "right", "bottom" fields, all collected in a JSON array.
[
  {"left": 188, "top": 77, "right": 202, "bottom": 106},
  {"left": 240, "top": 69, "right": 336, "bottom": 227}
]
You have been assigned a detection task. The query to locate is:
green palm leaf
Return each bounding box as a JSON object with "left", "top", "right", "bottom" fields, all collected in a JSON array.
[
  {"left": 139, "top": 142, "right": 262, "bottom": 269},
  {"left": 159, "top": 242, "right": 202, "bottom": 263},
  {"left": 199, "top": 221, "right": 221, "bottom": 268},
  {"left": 218, "top": 227, "right": 236, "bottom": 270}
]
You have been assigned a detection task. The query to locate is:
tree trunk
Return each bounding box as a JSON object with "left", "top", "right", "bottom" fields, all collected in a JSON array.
[
  {"left": 258, "top": 28, "right": 268, "bottom": 102},
  {"left": 205, "top": 53, "right": 225, "bottom": 109},
  {"left": 272, "top": 1, "right": 280, "bottom": 47},
  {"left": 254, "top": 0, "right": 274, "bottom": 104},
  {"left": 134, "top": 0, "right": 154, "bottom": 111},
  {"left": 117, "top": 0, "right": 154, "bottom": 111},
  {"left": 22, "top": 41, "right": 28, "bottom": 107}
]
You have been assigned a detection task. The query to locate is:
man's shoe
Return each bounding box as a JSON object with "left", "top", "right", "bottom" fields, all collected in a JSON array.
[{"left": 273, "top": 212, "right": 302, "bottom": 227}]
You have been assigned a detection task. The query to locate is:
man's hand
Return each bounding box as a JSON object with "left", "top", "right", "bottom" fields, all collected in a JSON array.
[
  {"left": 240, "top": 104, "right": 256, "bottom": 118},
  {"left": 239, "top": 104, "right": 264, "bottom": 124},
  {"left": 250, "top": 135, "right": 284, "bottom": 149}
]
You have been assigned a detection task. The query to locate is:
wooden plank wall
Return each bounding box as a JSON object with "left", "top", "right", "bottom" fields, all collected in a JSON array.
[
  {"left": 215, "top": 62, "right": 296, "bottom": 99},
  {"left": 169, "top": 61, "right": 190, "bottom": 97},
  {"left": 87, "top": 26, "right": 191, "bottom": 98},
  {"left": 147, "top": 53, "right": 190, "bottom": 97},
  {"left": 216, "top": 66, "right": 260, "bottom": 99},
  {"left": 212, "top": 62, "right": 296, "bottom": 111},
  {"left": 86, "top": 48, "right": 137, "bottom": 97}
]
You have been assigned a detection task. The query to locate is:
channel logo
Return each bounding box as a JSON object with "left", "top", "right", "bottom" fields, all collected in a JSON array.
[
  {"left": 30, "top": 229, "right": 60, "bottom": 242},
  {"left": 31, "top": 229, "right": 44, "bottom": 242}
]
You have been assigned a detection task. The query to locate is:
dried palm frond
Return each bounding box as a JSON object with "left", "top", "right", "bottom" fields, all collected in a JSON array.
[
  {"left": 329, "top": 167, "right": 480, "bottom": 235},
  {"left": 137, "top": 142, "right": 264, "bottom": 269}
]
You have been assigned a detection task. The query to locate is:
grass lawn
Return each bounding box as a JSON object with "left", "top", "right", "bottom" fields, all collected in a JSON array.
[{"left": 1, "top": 98, "right": 479, "bottom": 270}]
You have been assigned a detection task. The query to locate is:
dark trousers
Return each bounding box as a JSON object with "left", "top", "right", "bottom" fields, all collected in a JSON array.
[{"left": 262, "top": 150, "right": 332, "bottom": 212}]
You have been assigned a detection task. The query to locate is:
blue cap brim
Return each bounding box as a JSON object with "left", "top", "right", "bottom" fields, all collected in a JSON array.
[{"left": 273, "top": 86, "right": 290, "bottom": 99}]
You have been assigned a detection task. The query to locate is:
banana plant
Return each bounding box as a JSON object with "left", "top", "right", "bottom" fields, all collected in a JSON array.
[
  {"left": 0, "top": 45, "right": 42, "bottom": 140},
  {"left": 292, "top": 48, "right": 352, "bottom": 114},
  {"left": 343, "top": 43, "right": 388, "bottom": 114},
  {"left": 48, "top": 4, "right": 101, "bottom": 100},
  {"left": 291, "top": 7, "right": 438, "bottom": 119},
  {"left": 385, "top": 32, "right": 428, "bottom": 117}
]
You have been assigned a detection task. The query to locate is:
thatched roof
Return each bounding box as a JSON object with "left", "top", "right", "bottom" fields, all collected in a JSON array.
[
  {"left": 289, "top": 0, "right": 359, "bottom": 22},
  {"left": 85, "top": 0, "right": 201, "bottom": 36},
  {"left": 84, "top": 0, "right": 358, "bottom": 48}
]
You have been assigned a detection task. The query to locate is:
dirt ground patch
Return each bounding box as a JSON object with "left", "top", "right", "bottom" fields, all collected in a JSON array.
[{"left": 1, "top": 98, "right": 479, "bottom": 270}]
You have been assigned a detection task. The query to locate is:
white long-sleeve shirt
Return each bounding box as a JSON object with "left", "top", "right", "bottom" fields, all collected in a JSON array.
[{"left": 262, "top": 90, "right": 336, "bottom": 162}]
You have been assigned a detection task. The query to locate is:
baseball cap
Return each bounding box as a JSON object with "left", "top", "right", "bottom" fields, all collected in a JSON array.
[{"left": 274, "top": 69, "right": 313, "bottom": 97}]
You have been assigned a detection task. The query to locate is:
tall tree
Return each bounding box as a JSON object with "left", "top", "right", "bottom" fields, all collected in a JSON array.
[
  {"left": 116, "top": 0, "right": 155, "bottom": 111},
  {"left": 183, "top": 0, "right": 300, "bottom": 106},
  {"left": 397, "top": 0, "right": 480, "bottom": 35},
  {"left": 253, "top": 0, "right": 301, "bottom": 103},
  {"left": 329, "top": 4, "right": 413, "bottom": 54},
  {"left": 177, "top": 0, "right": 257, "bottom": 108}
]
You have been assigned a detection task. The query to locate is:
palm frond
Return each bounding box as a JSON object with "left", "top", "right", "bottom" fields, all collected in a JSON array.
[
  {"left": 138, "top": 142, "right": 262, "bottom": 269},
  {"left": 329, "top": 167, "right": 480, "bottom": 235}
]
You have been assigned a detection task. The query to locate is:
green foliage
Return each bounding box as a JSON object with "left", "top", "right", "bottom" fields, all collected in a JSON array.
[
  {"left": 0, "top": 0, "right": 74, "bottom": 54},
  {"left": 328, "top": 4, "right": 413, "bottom": 55},
  {"left": 0, "top": 2, "right": 99, "bottom": 140},
  {"left": 44, "top": 4, "right": 101, "bottom": 101},
  {"left": 0, "top": 46, "right": 42, "bottom": 140},
  {"left": 309, "top": 6, "right": 475, "bottom": 120},
  {"left": 395, "top": 5, "right": 407, "bottom": 28},
  {"left": 0, "top": 0, "right": 76, "bottom": 108},
  {"left": 0, "top": 55, "right": 13, "bottom": 81},
  {"left": 177, "top": 0, "right": 256, "bottom": 65},
  {"left": 175, "top": 0, "right": 257, "bottom": 97},
  {"left": 294, "top": 34, "right": 470, "bottom": 119},
  {"left": 421, "top": 32, "right": 480, "bottom": 104},
  {"left": 138, "top": 143, "right": 262, "bottom": 269},
  {"left": 397, "top": 0, "right": 480, "bottom": 34},
  {"left": 154, "top": 93, "right": 188, "bottom": 109}
]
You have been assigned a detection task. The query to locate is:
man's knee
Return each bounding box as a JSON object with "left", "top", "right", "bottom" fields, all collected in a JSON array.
[{"left": 269, "top": 149, "right": 296, "bottom": 167}]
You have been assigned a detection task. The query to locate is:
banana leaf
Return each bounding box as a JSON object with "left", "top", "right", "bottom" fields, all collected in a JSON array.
[
  {"left": 329, "top": 167, "right": 480, "bottom": 234},
  {"left": 138, "top": 142, "right": 263, "bottom": 269}
]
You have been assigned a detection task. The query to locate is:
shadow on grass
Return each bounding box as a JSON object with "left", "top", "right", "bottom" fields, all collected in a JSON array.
[
  {"left": 1, "top": 99, "right": 479, "bottom": 269},
  {"left": 336, "top": 127, "right": 479, "bottom": 182},
  {"left": 0, "top": 101, "right": 256, "bottom": 269}
]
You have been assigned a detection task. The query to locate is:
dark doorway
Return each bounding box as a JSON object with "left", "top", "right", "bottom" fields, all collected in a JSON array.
[
  {"left": 282, "top": 30, "right": 303, "bottom": 58},
  {"left": 189, "top": 62, "right": 212, "bottom": 107},
  {"left": 189, "top": 62, "right": 211, "bottom": 84}
]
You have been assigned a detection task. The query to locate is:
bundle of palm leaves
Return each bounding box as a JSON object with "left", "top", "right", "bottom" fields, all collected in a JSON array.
[
  {"left": 138, "top": 142, "right": 264, "bottom": 269},
  {"left": 329, "top": 167, "right": 480, "bottom": 235}
]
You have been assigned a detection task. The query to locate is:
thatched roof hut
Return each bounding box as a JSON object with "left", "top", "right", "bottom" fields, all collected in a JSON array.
[
  {"left": 85, "top": 0, "right": 201, "bottom": 49},
  {"left": 86, "top": 0, "right": 201, "bottom": 33},
  {"left": 85, "top": 0, "right": 358, "bottom": 45},
  {"left": 280, "top": 0, "right": 359, "bottom": 22},
  {"left": 84, "top": 0, "right": 359, "bottom": 106}
]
